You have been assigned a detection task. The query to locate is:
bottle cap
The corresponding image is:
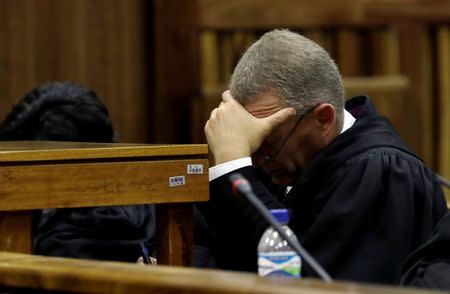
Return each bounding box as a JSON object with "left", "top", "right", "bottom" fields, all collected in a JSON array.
[{"left": 270, "top": 209, "right": 289, "bottom": 224}]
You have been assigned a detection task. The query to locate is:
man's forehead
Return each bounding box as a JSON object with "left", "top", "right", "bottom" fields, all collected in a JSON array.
[{"left": 243, "top": 94, "right": 284, "bottom": 119}]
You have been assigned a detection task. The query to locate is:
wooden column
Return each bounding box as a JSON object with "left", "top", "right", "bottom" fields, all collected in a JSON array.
[
  {"left": 337, "top": 29, "right": 363, "bottom": 76},
  {"left": 0, "top": 0, "right": 151, "bottom": 143},
  {"left": 437, "top": 26, "right": 450, "bottom": 200},
  {"left": 152, "top": 0, "right": 200, "bottom": 143},
  {"left": 398, "top": 23, "right": 435, "bottom": 166},
  {"left": 156, "top": 203, "right": 193, "bottom": 266},
  {"left": 0, "top": 211, "right": 32, "bottom": 253}
]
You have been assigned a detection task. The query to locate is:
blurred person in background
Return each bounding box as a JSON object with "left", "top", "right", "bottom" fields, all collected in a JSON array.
[{"left": 0, "top": 81, "right": 156, "bottom": 262}]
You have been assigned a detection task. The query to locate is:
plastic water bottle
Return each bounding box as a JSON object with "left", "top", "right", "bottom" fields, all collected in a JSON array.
[{"left": 257, "top": 209, "right": 301, "bottom": 277}]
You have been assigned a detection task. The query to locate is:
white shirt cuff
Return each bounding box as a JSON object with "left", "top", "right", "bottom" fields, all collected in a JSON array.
[{"left": 209, "top": 157, "right": 253, "bottom": 181}]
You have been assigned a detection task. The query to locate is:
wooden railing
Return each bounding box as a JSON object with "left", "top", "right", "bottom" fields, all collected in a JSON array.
[{"left": 0, "top": 251, "right": 439, "bottom": 294}]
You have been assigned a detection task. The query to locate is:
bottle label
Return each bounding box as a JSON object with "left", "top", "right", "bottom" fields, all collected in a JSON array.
[{"left": 258, "top": 251, "right": 301, "bottom": 277}]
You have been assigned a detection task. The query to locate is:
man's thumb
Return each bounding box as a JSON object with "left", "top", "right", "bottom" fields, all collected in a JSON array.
[{"left": 263, "top": 108, "right": 296, "bottom": 132}]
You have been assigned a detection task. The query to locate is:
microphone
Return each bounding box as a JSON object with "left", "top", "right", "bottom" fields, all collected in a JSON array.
[{"left": 229, "top": 172, "right": 333, "bottom": 283}]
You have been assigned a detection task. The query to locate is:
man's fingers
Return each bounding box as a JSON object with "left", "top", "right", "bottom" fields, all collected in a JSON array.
[
  {"left": 210, "top": 108, "right": 218, "bottom": 118},
  {"left": 221, "top": 90, "right": 249, "bottom": 116},
  {"left": 263, "top": 107, "right": 296, "bottom": 132},
  {"left": 221, "top": 90, "right": 232, "bottom": 102}
]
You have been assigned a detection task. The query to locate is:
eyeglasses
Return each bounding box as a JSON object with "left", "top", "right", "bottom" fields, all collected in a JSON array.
[{"left": 262, "top": 104, "right": 319, "bottom": 163}]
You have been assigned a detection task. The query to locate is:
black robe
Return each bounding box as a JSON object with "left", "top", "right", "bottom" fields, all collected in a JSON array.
[
  {"left": 400, "top": 211, "right": 450, "bottom": 290},
  {"left": 199, "top": 96, "right": 447, "bottom": 284}
]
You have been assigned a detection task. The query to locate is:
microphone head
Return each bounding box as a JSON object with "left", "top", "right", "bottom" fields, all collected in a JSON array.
[
  {"left": 229, "top": 173, "right": 251, "bottom": 195},
  {"left": 229, "top": 173, "right": 245, "bottom": 184}
]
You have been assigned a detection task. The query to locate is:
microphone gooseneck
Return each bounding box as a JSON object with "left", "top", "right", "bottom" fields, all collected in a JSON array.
[{"left": 229, "top": 173, "right": 333, "bottom": 283}]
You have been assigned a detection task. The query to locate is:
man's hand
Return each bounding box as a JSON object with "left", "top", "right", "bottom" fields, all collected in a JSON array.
[{"left": 204, "top": 90, "right": 296, "bottom": 165}]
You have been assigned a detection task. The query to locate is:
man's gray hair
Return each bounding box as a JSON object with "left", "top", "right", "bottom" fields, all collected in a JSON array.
[{"left": 230, "top": 29, "right": 345, "bottom": 128}]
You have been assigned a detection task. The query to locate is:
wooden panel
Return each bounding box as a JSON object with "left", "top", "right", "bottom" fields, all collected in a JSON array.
[
  {"left": 200, "top": 31, "right": 258, "bottom": 92},
  {"left": 198, "top": 0, "right": 378, "bottom": 29},
  {"left": 153, "top": 0, "right": 199, "bottom": 143},
  {"left": 0, "top": 1, "right": 6, "bottom": 102},
  {"left": 191, "top": 98, "right": 206, "bottom": 143},
  {"left": 0, "top": 211, "right": 32, "bottom": 253},
  {"left": 337, "top": 29, "right": 364, "bottom": 76},
  {"left": 0, "top": 0, "right": 151, "bottom": 143},
  {"left": 366, "top": 0, "right": 450, "bottom": 23},
  {"left": 371, "top": 28, "right": 400, "bottom": 75},
  {"left": 156, "top": 203, "right": 193, "bottom": 266},
  {"left": 201, "top": 76, "right": 409, "bottom": 103},
  {"left": 368, "top": 27, "right": 404, "bottom": 137},
  {"left": 398, "top": 24, "right": 435, "bottom": 166},
  {"left": 437, "top": 26, "right": 450, "bottom": 201},
  {"left": 230, "top": 32, "right": 257, "bottom": 69},
  {"left": 200, "top": 31, "right": 220, "bottom": 89},
  {"left": 0, "top": 0, "right": 38, "bottom": 108},
  {"left": 344, "top": 75, "right": 409, "bottom": 97},
  {"left": 0, "top": 252, "right": 440, "bottom": 294},
  {"left": 303, "top": 30, "right": 335, "bottom": 58},
  {"left": 220, "top": 33, "right": 234, "bottom": 82},
  {"left": 0, "top": 159, "right": 208, "bottom": 211}
]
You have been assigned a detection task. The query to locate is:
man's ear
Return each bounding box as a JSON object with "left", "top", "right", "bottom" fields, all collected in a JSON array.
[{"left": 313, "top": 103, "right": 336, "bottom": 134}]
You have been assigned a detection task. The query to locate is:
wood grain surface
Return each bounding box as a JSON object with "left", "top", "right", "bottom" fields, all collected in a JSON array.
[{"left": 0, "top": 251, "right": 439, "bottom": 294}]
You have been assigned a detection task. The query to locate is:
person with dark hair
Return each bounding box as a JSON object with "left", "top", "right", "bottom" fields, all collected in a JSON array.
[
  {"left": 0, "top": 81, "right": 156, "bottom": 262},
  {"left": 0, "top": 82, "right": 116, "bottom": 142}
]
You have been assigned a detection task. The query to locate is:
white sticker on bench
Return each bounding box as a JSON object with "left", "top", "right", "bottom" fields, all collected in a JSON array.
[
  {"left": 169, "top": 176, "right": 186, "bottom": 187},
  {"left": 187, "top": 164, "right": 204, "bottom": 174}
]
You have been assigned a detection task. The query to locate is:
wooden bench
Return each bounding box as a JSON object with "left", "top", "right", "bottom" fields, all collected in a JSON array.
[
  {"left": 0, "top": 251, "right": 438, "bottom": 294},
  {"left": 0, "top": 141, "right": 209, "bottom": 266}
]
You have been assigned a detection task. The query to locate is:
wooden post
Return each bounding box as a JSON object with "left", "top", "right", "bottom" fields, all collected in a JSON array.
[
  {"left": 153, "top": 0, "right": 199, "bottom": 143},
  {"left": 437, "top": 26, "right": 450, "bottom": 201},
  {"left": 156, "top": 203, "right": 193, "bottom": 266},
  {"left": 0, "top": 211, "right": 33, "bottom": 253},
  {"left": 398, "top": 23, "right": 434, "bottom": 167},
  {"left": 337, "top": 29, "right": 363, "bottom": 76}
]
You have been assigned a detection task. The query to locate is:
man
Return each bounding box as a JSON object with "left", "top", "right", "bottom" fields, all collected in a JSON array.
[{"left": 200, "top": 29, "right": 447, "bottom": 284}]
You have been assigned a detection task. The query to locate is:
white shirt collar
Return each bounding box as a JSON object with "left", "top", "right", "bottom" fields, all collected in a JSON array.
[{"left": 341, "top": 109, "right": 356, "bottom": 134}]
